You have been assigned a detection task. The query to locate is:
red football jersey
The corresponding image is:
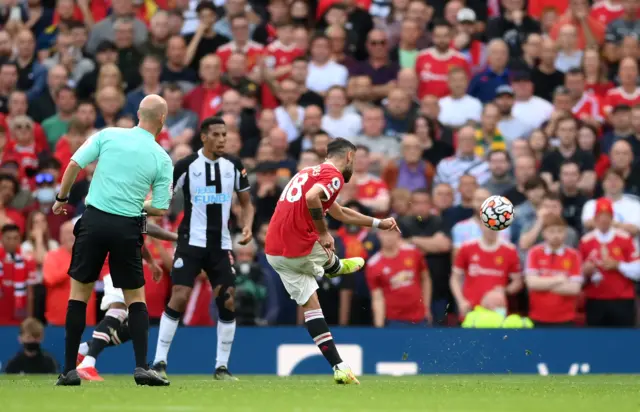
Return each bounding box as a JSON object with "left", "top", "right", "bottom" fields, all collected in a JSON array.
[
  {"left": 453, "top": 239, "right": 521, "bottom": 307},
  {"left": 265, "top": 163, "right": 344, "bottom": 257},
  {"left": 416, "top": 48, "right": 470, "bottom": 99},
  {"left": 525, "top": 245, "right": 583, "bottom": 323},
  {"left": 585, "top": 81, "right": 615, "bottom": 99},
  {"left": 579, "top": 229, "right": 638, "bottom": 300},
  {"left": 262, "top": 40, "right": 305, "bottom": 110},
  {"left": 572, "top": 92, "right": 604, "bottom": 124},
  {"left": 603, "top": 87, "right": 640, "bottom": 114},
  {"left": 590, "top": 1, "right": 626, "bottom": 25},
  {"left": 216, "top": 40, "right": 264, "bottom": 73},
  {"left": 355, "top": 174, "right": 389, "bottom": 204},
  {"left": 366, "top": 244, "right": 428, "bottom": 323},
  {"left": 2, "top": 142, "right": 39, "bottom": 189},
  {"left": 0, "top": 248, "right": 37, "bottom": 325}
]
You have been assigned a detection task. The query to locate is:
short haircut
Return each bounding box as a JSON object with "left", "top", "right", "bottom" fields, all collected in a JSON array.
[
  {"left": 20, "top": 317, "right": 44, "bottom": 339},
  {"left": 354, "top": 144, "right": 370, "bottom": 153},
  {"left": 560, "top": 160, "right": 580, "bottom": 171},
  {"left": 603, "top": 168, "right": 625, "bottom": 181},
  {"left": 142, "top": 54, "right": 162, "bottom": 66},
  {"left": 432, "top": 19, "right": 452, "bottom": 31},
  {"left": 163, "top": 82, "right": 183, "bottom": 94},
  {"left": 200, "top": 116, "right": 226, "bottom": 133},
  {"left": 0, "top": 173, "right": 19, "bottom": 195},
  {"left": 230, "top": 13, "right": 248, "bottom": 25},
  {"left": 542, "top": 192, "right": 562, "bottom": 203},
  {"left": 196, "top": 1, "right": 217, "bottom": 14},
  {"left": 39, "top": 157, "right": 61, "bottom": 171},
  {"left": 612, "top": 104, "right": 631, "bottom": 114},
  {"left": 542, "top": 214, "right": 567, "bottom": 230},
  {"left": 566, "top": 67, "right": 584, "bottom": 77},
  {"left": 411, "top": 188, "right": 430, "bottom": 197},
  {"left": 487, "top": 149, "right": 511, "bottom": 163},
  {"left": 67, "top": 116, "right": 87, "bottom": 135},
  {"left": 557, "top": 115, "right": 578, "bottom": 128},
  {"left": 1, "top": 223, "right": 20, "bottom": 234},
  {"left": 523, "top": 177, "right": 548, "bottom": 192},
  {"left": 55, "top": 85, "right": 75, "bottom": 99},
  {"left": 67, "top": 20, "right": 86, "bottom": 30},
  {"left": 326, "top": 137, "right": 356, "bottom": 158},
  {"left": 77, "top": 100, "right": 96, "bottom": 110},
  {"left": 310, "top": 33, "right": 330, "bottom": 47}
]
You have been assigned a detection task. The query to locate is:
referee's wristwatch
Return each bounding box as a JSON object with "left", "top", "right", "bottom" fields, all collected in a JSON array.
[{"left": 56, "top": 194, "right": 69, "bottom": 203}]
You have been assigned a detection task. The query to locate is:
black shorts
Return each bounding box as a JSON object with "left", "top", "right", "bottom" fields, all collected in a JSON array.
[
  {"left": 68, "top": 206, "right": 144, "bottom": 290},
  {"left": 585, "top": 298, "right": 636, "bottom": 327},
  {"left": 171, "top": 241, "right": 235, "bottom": 289}
]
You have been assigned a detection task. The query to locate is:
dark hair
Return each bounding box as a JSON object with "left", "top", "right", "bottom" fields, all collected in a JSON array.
[
  {"left": 410, "top": 115, "right": 436, "bottom": 142},
  {"left": 310, "top": 33, "right": 330, "bottom": 48},
  {"left": 566, "top": 67, "right": 584, "bottom": 77},
  {"left": 163, "top": 82, "right": 183, "bottom": 94},
  {"left": 612, "top": 104, "right": 631, "bottom": 114},
  {"left": 0, "top": 173, "right": 19, "bottom": 195},
  {"left": 77, "top": 100, "right": 96, "bottom": 109},
  {"left": 26, "top": 210, "right": 51, "bottom": 247},
  {"left": 196, "top": 1, "right": 217, "bottom": 15},
  {"left": 67, "top": 20, "right": 86, "bottom": 30},
  {"left": 326, "top": 137, "right": 356, "bottom": 158},
  {"left": 603, "top": 168, "right": 625, "bottom": 181},
  {"left": 200, "top": 116, "right": 226, "bottom": 134},
  {"left": 39, "top": 157, "right": 61, "bottom": 171},
  {"left": 432, "top": 19, "right": 452, "bottom": 31},
  {"left": 0, "top": 62, "right": 17, "bottom": 72},
  {"left": 487, "top": 149, "right": 511, "bottom": 164},
  {"left": 142, "top": 54, "right": 162, "bottom": 66},
  {"left": 524, "top": 177, "right": 548, "bottom": 192},
  {"left": 559, "top": 160, "right": 580, "bottom": 172},
  {"left": 273, "top": 19, "right": 293, "bottom": 29},
  {"left": 292, "top": 56, "right": 308, "bottom": 64},
  {"left": 578, "top": 123, "right": 601, "bottom": 157},
  {"left": 1, "top": 224, "right": 20, "bottom": 234},
  {"left": 55, "top": 85, "right": 75, "bottom": 99}
]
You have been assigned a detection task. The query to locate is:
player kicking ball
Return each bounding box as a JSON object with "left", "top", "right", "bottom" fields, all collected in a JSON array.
[
  {"left": 75, "top": 222, "right": 177, "bottom": 381},
  {"left": 264, "top": 138, "right": 399, "bottom": 384}
]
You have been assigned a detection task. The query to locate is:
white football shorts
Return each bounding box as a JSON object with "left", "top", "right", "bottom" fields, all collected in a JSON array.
[
  {"left": 100, "top": 274, "right": 126, "bottom": 311},
  {"left": 266, "top": 242, "right": 332, "bottom": 305}
]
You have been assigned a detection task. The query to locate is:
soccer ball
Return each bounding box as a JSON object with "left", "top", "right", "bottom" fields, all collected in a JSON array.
[{"left": 480, "top": 195, "right": 514, "bottom": 231}]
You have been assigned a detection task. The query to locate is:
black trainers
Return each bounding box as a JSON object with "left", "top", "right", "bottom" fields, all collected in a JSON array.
[
  {"left": 151, "top": 361, "right": 168, "bottom": 380},
  {"left": 55, "top": 370, "right": 81, "bottom": 386},
  {"left": 214, "top": 366, "right": 239, "bottom": 381},
  {"left": 134, "top": 367, "right": 170, "bottom": 386}
]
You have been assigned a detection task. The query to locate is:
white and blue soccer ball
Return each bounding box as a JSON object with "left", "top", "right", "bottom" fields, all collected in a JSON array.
[{"left": 480, "top": 195, "right": 514, "bottom": 231}]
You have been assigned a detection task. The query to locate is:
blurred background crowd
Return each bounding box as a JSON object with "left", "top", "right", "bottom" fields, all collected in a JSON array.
[{"left": 0, "top": 0, "right": 640, "bottom": 333}]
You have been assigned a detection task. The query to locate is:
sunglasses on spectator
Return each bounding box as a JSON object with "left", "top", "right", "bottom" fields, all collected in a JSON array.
[
  {"left": 35, "top": 173, "right": 54, "bottom": 185},
  {"left": 14, "top": 123, "right": 31, "bottom": 130}
]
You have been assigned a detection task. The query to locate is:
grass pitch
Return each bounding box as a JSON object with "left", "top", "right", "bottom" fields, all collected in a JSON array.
[{"left": 1, "top": 375, "right": 639, "bottom": 412}]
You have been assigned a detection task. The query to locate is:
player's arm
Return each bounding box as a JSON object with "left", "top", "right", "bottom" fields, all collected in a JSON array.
[
  {"left": 146, "top": 155, "right": 174, "bottom": 217},
  {"left": 141, "top": 245, "right": 155, "bottom": 266},
  {"left": 326, "top": 201, "right": 376, "bottom": 227},
  {"left": 371, "top": 288, "right": 385, "bottom": 328},
  {"left": 147, "top": 222, "right": 178, "bottom": 242},
  {"left": 237, "top": 191, "right": 255, "bottom": 243},
  {"left": 306, "top": 184, "right": 331, "bottom": 230}
]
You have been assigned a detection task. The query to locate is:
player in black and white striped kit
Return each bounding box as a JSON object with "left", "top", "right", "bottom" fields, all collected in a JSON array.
[{"left": 151, "top": 117, "right": 255, "bottom": 382}]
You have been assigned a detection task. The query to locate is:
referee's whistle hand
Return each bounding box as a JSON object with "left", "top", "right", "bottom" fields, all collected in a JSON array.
[{"left": 52, "top": 201, "right": 68, "bottom": 215}]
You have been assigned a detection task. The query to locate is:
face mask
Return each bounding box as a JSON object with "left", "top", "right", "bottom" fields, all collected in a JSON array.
[
  {"left": 24, "top": 342, "right": 40, "bottom": 352},
  {"left": 494, "top": 307, "right": 507, "bottom": 318},
  {"left": 35, "top": 187, "right": 56, "bottom": 204},
  {"left": 239, "top": 262, "right": 251, "bottom": 275}
]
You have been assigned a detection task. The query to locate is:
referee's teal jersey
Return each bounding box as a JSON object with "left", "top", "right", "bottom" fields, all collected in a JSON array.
[{"left": 72, "top": 126, "right": 174, "bottom": 217}]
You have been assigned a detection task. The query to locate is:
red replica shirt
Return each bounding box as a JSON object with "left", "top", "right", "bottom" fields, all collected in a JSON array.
[
  {"left": 526, "top": 245, "right": 583, "bottom": 323},
  {"left": 0, "top": 248, "right": 36, "bottom": 325},
  {"left": 572, "top": 92, "right": 604, "bottom": 124},
  {"left": 590, "top": 1, "right": 628, "bottom": 26},
  {"left": 2, "top": 142, "right": 39, "bottom": 188},
  {"left": 262, "top": 41, "right": 305, "bottom": 109},
  {"left": 453, "top": 239, "right": 521, "bottom": 307},
  {"left": 355, "top": 174, "right": 389, "bottom": 204},
  {"left": 144, "top": 238, "right": 173, "bottom": 320},
  {"left": 265, "top": 163, "right": 344, "bottom": 257},
  {"left": 603, "top": 87, "right": 640, "bottom": 115},
  {"left": 183, "top": 84, "right": 228, "bottom": 121},
  {"left": 216, "top": 41, "right": 264, "bottom": 73},
  {"left": 416, "top": 48, "right": 470, "bottom": 99},
  {"left": 366, "top": 244, "right": 428, "bottom": 323},
  {"left": 580, "top": 229, "right": 638, "bottom": 300},
  {"left": 585, "top": 81, "right": 615, "bottom": 99}
]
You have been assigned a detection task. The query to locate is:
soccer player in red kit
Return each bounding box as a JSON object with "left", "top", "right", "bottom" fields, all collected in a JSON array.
[
  {"left": 450, "top": 223, "right": 523, "bottom": 317},
  {"left": 265, "top": 138, "right": 399, "bottom": 384},
  {"left": 525, "top": 215, "right": 583, "bottom": 327},
  {"left": 415, "top": 20, "right": 470, "bottom": 99},
  {"left": 580, "top": 197, "right": 640, "bottom": 327},
  {"left": 366, "top": 229, "right": 432, "bottom": 327}
]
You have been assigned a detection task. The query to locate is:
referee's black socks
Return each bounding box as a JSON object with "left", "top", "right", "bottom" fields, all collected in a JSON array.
[
  {"left": 64, "top": 299, "right": 87, "bottom": 374},
  {"left": 128, "top": 302, "right": 150, "bottom": 369}
]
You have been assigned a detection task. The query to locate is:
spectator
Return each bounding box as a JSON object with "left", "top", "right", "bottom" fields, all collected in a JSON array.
[
  {"left": 416, "top": 20, "right": 469, "bottom": 99},
  {"left": 352, "top": 106, "right": 399, "bottom": 162},
  {"left": 395, "top": 188, "right": 451, "bottom": 324},
  {"left": 474, "top": 103, "right": 506, "bottom": 157},
  {"left": 22, "top": 209, "right": 58, "bottom": 267},
  {"left": 306, "top": 34, "right": 349, "bottom": 94},
  {"left": 550, "top": 0, "right": 605, "bottom": 50},
  {"left": 367, "top": 228, "right": 432, "bottom": 327},
  {"left": 511, "top": 177, "right": 548, "bottom": 244},
  {"left": 0, "top": 223, "right": 36, "bottom": 326},
  {"left": 565, "top": 68, "right": 605, "bottom": 130},
  {"left": 453, "top": 8, "right": 487, "bottom": 75},
  {"left": 3, "top": 317, "right": 57, "bottom": 374},
  {"left": 349, "top": 145, "right": 390, "bottom": 213},
  {"left": 468, "top": 39, "right": 510, "bottom": 103},
  {"left": 541, "top": 116, "right": 596, "bottom": 193},
  {"left": 25, "top": 170, "right": 74, "bottom": 241},
  {"left": 326, "top": 25, "right": 358, "bottom": 73},
  {"left": 345, "top": 75, "right": 374, "bottom": 115},
  {"left": 452, "top": 187, "right": 512, "bottom": 249},
  {"left": 0, "top": 30, "right": 12, "bottom": 62},
  {"left": 321, "top": 86, "right": 362, "bottom": 139},
  {"left": 123, "top": 55, "right": 163, "bottom": 119},
  {"left": 580, "top": 197, "right": 640, "bottom": 327},
  {"left": 525, "top": 214, "right": 583, "bottom": 327},
  {"left": 604, "top": 0, "right": 640, "bottom": 61},
  {"left": 232, "top": 236, "right": 268, "bottom": 326},
  {"left": 559, "top": 161, "right": 588, "bottom": 232},
  {"left": 4, "top": 115, "right": 39, "bottom": 184},
  {"left": 382, "top": 134, "right": 434, "bottom": 191},
  {"left": 274, "top": 78, "right": 304, "bottom": 143},
  {"left": 486, "top": 0, "right": 541, "bottom": 58},
  {"left": 483, "top": 150, "right": 515, "bottom": 195},
  {"left": 435, "top": 125, "right": 490, "bottom": 196},
  {"left": 267, "top": 127, "right": 297, "bottom": 180},
  {"left": 603, "top": 57, "right": 640, "bottom": 115},
  {"left": 555, "top": 25, "right": 584, "bottom": 73},
  {"left": 161, "top": 36, "right": 198, "bottom": 92},
  {"left": 419, "top": 94, "right": 455, "bottom": 146},
  {"left": 251, "top": 161, "right": 283, "bottom": 231},
  {"left": 112, "top": 17, "right": 145, "bottom": 90},
  {"left": 383, "top": 87, "right": 413, "bottom": 137},
  {"left": 183, "top": 54, "right": 226, "bottom": 122},
  {"left": 2, "top": 90, "right": 49, "bottom": 154},
  {"left": 222, "top": 53, "right": 259, "bottom": 104},
  {"left": 411, "top": 115, "right": 453, "bottom": 167},
  {"left": 389, "top": 19, "right": 421, "bottom": 70},
  {"left": 451, "top": 215, "right": 523, "bottom": 317},
  {"left": 577, "top": 124, "right": 610, "bottom": 180},
  {"left": 94, "top": 86, "right": 125, "bottom": 129},
  {"left": 531, "top": 37, "right": 566, "bottom": 102},
  {"left": 297, "top": 149, "right": 321, "bottom": 171},
  {"left": 0, "top": 62, "right": 18, "bottom": 113},
  {"left": 443, "top": 174, "right": 476, "bottom": 228},
  {"left": 214, "top": 0, "right": 257, "bottom": 40},
  {"left": 41, "top": 86, "right": 77, "bottom": 148},
  {"left": 95, "top": 63, "right": 125, "bottom": 96},
  {"left": 43, "top": 32, "right": 95, "bottom": 85},
  {"left": 582, "top": 48, "right": 614, "bottom": 99},
  {"left": 438, "top": 67, "right": 482, "bottom": 128},
  {"left": 509, "top": 33, "right": 542, "bottom": 72},
  {"left": 184, "top": 2, "right": 229, "bottom": 72},
  {"left": 603, "top": 105, "right": 634, "bottom": 153},
  {"left": 351, "top": 29, "right": 399, "bottom": 101},
  {"left": 582, "top": 169, "right": 640, "bottom": 236},
  {"left": 0, "top": 174, "right": 26, "bottom": 228},
  {"left": 512, "top": 71, "right": 554, "bottom": 129},
  {"left": 86, "top": 0, "right": 148, "bottom": 55},
  {"left": 76, "top": 41, "right": 119, "bottom": 101},
  {"left": 43, "top": 220, "right": 96, "bottom": 326},
  {"left": 163, "top": 84, "right": 198, "bottom": 145},
  {"left": 14, "top": 29, "right": 46, "bottom": 102},
  {"left": 288, "top": 105, "right": 322, "bottom": 159},
  {"left": 494, "top": 84, "right": 535, "bottom": 142},
  {"left": 139, "top": 9, "right": 171, "bottom": 61},
  {"left": 608, "top": 140, "right": 640, "bottom": 197},
  {"left": 28, "top": 64, "right": 68, "bottom": 123}
]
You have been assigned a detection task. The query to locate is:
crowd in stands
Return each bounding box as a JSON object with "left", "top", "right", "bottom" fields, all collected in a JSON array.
[{"left": 0, "top": 0, "right": 640, "bottom": 329}]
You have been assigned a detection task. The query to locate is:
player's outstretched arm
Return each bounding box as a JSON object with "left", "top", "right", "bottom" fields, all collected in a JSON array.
[
  {"left": 237, "top": 191, "right": 255, "bottom": 245},
  {"left": 147, "top": 222, "right": 178, "bottom": 242},
  {"left": 327, "top": 202, "right": 400, "bottom": 232}
]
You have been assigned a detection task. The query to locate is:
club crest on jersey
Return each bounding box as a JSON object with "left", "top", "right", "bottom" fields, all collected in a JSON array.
[
  {"left": 332, "top": 177, "right": 341, "bottom": 189},
  {"left": 495, "top": 256, "right": 504, "bottom": 265},
  {"left": 404, "top": 258, "right": 413, "bottom": 267},
  {"left": 612, "top": 247, "right": 621, "bottom": 257},
  {"left": 174, "top": 258, "right": 184, "bottom": 269},
  {"left": 563, "top": 259, "right": 572, "bottom": 269}
]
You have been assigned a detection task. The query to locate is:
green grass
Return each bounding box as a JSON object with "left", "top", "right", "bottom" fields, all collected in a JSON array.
[{"left": 1, "top": 375, "right": 640, "bottom": 412}]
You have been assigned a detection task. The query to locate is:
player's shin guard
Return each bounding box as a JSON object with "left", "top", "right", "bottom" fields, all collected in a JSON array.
[
  {"left": 64, "top": 300, "right": 87, "bottom": 373},
  {"left": 153, "top": 306, "right": 181, "bottom": 365},
  {"left": 128, "top": 302, "right": 150, "bottom": 369},
  {"left": 323, "top": 254, "right": 343, "bottom": 276},
  {"left": 215, "top": 296, "right": 236, "bottom": 369},
  {"left": 304, "top": 309, "right": 342, "bottom": 367},
  {"left": 81, "top": 308, "right": 127, "bottom": 367}
]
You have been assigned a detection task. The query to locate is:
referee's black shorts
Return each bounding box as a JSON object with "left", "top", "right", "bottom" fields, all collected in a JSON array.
[
  {"left": 68, "top": 205, "right": 145, "bottom": 290},
  {"left": 171, "top": 241, "right": 235, "bottom": 289}
]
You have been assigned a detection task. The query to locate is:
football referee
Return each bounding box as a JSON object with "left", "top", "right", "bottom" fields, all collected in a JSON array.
[{"left": 53, "top": 95, "right": 173, "bottom": 387}]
